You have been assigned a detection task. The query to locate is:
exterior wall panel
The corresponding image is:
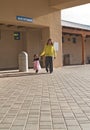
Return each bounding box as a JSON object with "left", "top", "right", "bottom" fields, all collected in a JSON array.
[
  {"left": 0, "top": 30, "right": 25, "bottom": 69},
  {"left": 62, "top": 35, "right": 82, "bottom": 65}
]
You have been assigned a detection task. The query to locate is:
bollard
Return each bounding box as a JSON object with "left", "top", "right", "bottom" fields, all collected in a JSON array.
[{"left": 19, "top": 51, "right": 28, "bottom": 72}]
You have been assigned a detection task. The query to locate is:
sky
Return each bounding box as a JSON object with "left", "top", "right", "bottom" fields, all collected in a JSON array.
[{"left": 61, "top": 3, "right": 90, "bottom": 26}]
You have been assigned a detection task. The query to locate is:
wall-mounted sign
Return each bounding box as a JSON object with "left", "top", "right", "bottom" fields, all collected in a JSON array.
[
  {"left": 16, "top": 16, "right": 33, "bottom": 23},
  {"left": 14, "top": 32, "right": 20, "bottom": 40},
  {"left": 54, "top": 42, "right": 59, "bottom": 51}
]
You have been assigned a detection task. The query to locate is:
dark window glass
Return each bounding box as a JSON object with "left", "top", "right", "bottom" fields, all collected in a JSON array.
[
  {"left": 62, "top": 36, "right": 64, "bottom": 43},
  {"left": 68, "top": 38, "right": 70, "bottom": 41},
  {"left": 72, "top": 37, "right": 76, "bottom": 44}
]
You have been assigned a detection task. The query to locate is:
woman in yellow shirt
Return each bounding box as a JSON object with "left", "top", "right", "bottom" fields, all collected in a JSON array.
[{"left": 41, "top": 39, "right": 56, "bottom": 73}]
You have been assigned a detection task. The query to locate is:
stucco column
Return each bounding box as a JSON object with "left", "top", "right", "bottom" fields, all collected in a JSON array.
[
  {"left": 81, "top": 35, "right": 86, "bottom": 64},
  {"left": 49, "top": 11, "right": 62, "bottom": 67}
]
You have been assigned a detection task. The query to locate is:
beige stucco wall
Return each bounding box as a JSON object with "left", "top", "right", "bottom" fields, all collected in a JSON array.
[
  {"left": 0, "top": 27, "right": 49, "bottom": 69},
  {"left": 26, "top": 29, "right": 43, "bottom": 68},
  {"left": 62, "top": 35, "right": 82, "bottom": 65},
  {"left": 0, "top": 0, "right": 89, "bottom": 21},
  {"left": 0, "top": 29, "right": 25, "bottom": 69}
]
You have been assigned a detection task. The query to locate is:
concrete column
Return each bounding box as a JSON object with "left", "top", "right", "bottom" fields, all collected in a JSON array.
[
  {"left": 81, "top": 35, "right": 86, "bottom": 64},
  {"left": 19, "top": 51, "right": 28, "bottom": 72},
  {"left": 49, "top": 11, "right": 63, "bottom": 67},
  {"left": 41, "top": 27, "right": 50, "bottom": 67}
]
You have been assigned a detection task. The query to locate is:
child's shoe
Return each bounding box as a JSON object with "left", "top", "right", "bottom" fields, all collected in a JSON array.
[{"left": 36, "top": 70, "right": 38, "bottom": 73}]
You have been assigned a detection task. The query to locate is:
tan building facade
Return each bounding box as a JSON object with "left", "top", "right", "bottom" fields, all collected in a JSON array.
[
  {"left": 62, "top": 34, "right": 82, "bottom": 65},
  {"left": 0, "top": 12, "right": 62, "bottom": 70},
  {"left": 62, "top": 21, "right": 90, "bottom": 65},
  {"left": 0, "top": 0, "right": 89, "bottom": 70}
]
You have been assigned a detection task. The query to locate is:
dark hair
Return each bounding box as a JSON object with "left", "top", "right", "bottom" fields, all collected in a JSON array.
[
  {"left": 34, "top": 54, "right": 38, "bottom": 58},
  {"left": 47, "top": 38, "right": 53, "bottom": 45}
]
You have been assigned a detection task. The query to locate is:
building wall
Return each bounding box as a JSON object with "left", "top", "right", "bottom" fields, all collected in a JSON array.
[
  {"left": 0, "top": 29, "right": 25, "bottom": 69},
  {"left": 63, "top": 34, "right": 90, "bottom": 65},
  {"left": 26, "top": 28, "right": 44, "bottom": 68},
  {"left": 62, "top": 34, "right": 82, "bottom": 65},
  {"left": 0, "top": 28, "right": 49, "bottom": 69}
]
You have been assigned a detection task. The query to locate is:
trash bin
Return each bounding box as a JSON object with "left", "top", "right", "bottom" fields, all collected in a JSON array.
[
  {"left": 88, "top": 57, "right": 90, "bottom": 64},
  {"left": 19, "top": 51, "right": 28, "bottom": 72}
]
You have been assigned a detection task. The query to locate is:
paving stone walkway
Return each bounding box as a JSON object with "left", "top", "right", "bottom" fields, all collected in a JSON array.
[{"left": 0, "top": 65, "right": 90, "bottom": 130}]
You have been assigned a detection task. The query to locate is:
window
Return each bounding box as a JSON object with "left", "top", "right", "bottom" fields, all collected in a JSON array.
[
  {"left": 62, "top": 36, "right": 64, "bottom": 43},
  {"left": 14, "top": 32, "right": 20, "bottom": 40},
  {"left": 72, "top": 37, "right": 76, "bottom": 44},
  {"left": 68, "top": 38, "right": 71, "bottom": 41}
]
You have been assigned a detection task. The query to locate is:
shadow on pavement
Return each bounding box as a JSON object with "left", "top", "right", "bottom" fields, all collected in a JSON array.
[{"left": 0, "top": 70, "right": 48, "bottom": 78}]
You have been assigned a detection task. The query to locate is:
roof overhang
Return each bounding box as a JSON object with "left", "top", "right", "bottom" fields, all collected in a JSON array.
[
  {"left": 0, "top": 0, "right": 90, "bottom": 19},
  {"left": 49, "top": 0, "right": 90, "bottom": 9}
]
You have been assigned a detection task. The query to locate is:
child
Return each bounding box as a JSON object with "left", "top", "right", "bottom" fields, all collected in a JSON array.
[{"left": 33, "top": 54, "right": 41, "bottom": 73}]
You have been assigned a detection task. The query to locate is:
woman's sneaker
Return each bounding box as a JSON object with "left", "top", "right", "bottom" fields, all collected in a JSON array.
[{"left": 46, "top": 68, "right": 48, "bottom": 73}]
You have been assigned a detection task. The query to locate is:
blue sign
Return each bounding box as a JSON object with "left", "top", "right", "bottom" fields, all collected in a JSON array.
[{"left": 16, "top": 16, "right": 33, "bottom": 23}]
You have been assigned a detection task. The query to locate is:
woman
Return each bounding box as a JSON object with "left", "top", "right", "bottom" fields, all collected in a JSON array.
[{"left": 40, "top": 39, "right": 56, "bottom": 73}]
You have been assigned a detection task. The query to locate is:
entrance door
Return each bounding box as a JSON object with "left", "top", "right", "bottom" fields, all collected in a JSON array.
[{"left": 63, "top": 54, "right": 70, "bottom": 65}]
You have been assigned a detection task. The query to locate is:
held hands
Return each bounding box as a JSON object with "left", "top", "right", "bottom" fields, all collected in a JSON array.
[
  {"left": 54, "top": 57, "right": 56, "bottom": 59},
  {"left": 39, "top": 56, "right": 43, "bottom": 60}
]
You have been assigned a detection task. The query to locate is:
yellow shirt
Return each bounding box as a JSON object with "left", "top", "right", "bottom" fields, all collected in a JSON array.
[{"left": 41, "top": 45, "right": 56, "bottom": 57}]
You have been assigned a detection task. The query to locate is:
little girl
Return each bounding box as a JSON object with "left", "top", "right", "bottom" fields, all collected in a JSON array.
[{"left": 33, "top": 54, "right": 41, "bottom": 73}]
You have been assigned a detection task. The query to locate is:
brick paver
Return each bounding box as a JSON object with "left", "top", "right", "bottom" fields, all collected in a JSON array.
[{"left": 0, "top": 65, "right": 90, "bottom": 130}]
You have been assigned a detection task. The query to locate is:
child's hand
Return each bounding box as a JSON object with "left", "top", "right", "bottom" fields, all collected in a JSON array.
[{"left": 39, "top": 56, "right": 42, "bottom": 60}]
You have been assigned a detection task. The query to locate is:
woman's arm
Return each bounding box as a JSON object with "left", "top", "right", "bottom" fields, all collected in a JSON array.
[{"left": 40, "top": 46, "right": 46, "bottom": 56}]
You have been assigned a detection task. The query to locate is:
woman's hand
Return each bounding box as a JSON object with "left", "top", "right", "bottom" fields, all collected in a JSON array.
[{"left": 54, "top": 57, "right": 56, "bottom": 59}]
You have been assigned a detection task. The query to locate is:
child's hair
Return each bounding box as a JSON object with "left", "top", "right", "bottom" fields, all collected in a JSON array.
[
  {"left": 34, "top": 54, "right": 36, "bottom": 58},
  {"left": 34, "top": 54, "right": 38, "bottom": 58}
]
